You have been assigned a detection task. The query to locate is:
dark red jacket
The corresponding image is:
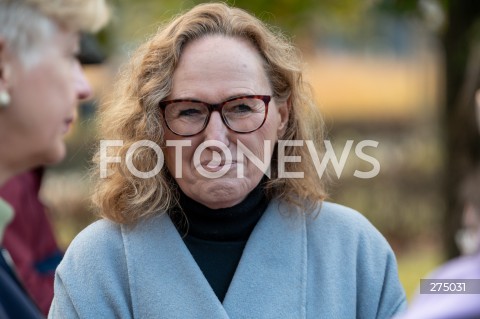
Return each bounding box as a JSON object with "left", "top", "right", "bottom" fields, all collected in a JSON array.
[{"left": 0, "top": 168, "right": 62, "bottom": 315}]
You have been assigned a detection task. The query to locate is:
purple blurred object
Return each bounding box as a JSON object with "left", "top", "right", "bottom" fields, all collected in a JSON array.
[{"left": 397, "top": 252, "right": 480, "bottom": 319}]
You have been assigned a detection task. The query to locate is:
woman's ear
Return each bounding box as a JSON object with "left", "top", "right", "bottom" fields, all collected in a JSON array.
[
  {"left": 0, "top": 37, "right": 11, "bottom": 90},
  {"left": 276, "top": 96, "right": 290, "bottom": 138},
  {"left": 0, "top": 38, "right": 14, "bottom": 108}
]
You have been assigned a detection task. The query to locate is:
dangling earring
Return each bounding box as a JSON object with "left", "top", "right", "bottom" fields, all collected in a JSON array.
[{"left": 0, "top": 90, "right": 10, "bottom": 108}]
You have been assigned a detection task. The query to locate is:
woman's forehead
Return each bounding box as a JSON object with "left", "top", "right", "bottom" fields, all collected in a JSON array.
[
  {"left": 170, "top": 36, "right": 270, "bottom": 100},
  {"left": 179, "top": 36, "right": 263, "bottom": 67}
]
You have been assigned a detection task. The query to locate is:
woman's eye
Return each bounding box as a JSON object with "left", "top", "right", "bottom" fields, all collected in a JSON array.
[
  {"left": 178, "top": 108, "right": 202, "bottom": 117},
  {"left": 68, "top": 49, "right": 79, "bottom": 59},
  {"left": 231, "top": 104, "right": 253, "bottom": 113}
]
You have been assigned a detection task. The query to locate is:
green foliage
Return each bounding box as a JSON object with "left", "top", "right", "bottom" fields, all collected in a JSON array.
[
  {"left": 108, "top": 0, "right": 375, "bottom": 41},
  {"left": 397, "top": 246, "right": 444, "bottom": 300},
  {"left": 375, "top": 0, "right": 419, "bottom": 15}
]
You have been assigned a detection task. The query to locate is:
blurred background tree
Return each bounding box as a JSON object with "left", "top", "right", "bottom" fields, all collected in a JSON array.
[
  {"left": 376, "top": 0, "right": 480, "bottom": 260},
  {"left": 441, "top": 0, "right": 480, "bottom": 259}
]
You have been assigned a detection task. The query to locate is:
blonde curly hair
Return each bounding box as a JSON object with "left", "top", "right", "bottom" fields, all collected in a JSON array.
[{"left": 93, "top": 2, "right": 327, "bottom": 224}]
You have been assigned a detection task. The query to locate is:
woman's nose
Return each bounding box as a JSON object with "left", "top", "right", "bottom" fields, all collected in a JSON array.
[
  {"left": 202, "top": 111, "right": 230, "bottom": 145},
  {"left": 74, "top": 62, "right": 93, "bottom": 101}
]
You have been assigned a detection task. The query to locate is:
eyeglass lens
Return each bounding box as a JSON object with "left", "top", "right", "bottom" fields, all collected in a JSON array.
[{"left": 163, "top": 96, "right": 268, "bottom": 136}]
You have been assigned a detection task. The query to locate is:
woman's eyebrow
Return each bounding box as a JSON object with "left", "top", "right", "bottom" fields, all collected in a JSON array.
[{"left": 170, "top": 93, "right": 254, "bottom": 103}]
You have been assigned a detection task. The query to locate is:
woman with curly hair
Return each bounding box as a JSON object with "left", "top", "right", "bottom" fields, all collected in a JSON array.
[{"left": 50, "top": 3, "right": 406, "bottom": 318}]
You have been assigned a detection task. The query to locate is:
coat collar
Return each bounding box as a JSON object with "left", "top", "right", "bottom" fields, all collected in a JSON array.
[
  {"left": 223, "top": 199, "right": 307, "bottom": 318},
  {"left": 121, "top": 199, "right": 307, "bottom": 319}
]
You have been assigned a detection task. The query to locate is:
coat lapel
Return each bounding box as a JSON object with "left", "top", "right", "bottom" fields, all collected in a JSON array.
[
  {"left": 223, "top": 199, "right": 308, "bottom": 319},
  {"left": 120, "top": 199, "right": 307, "bottom": 319},
  {"left": 121, "top": 213, "right": 229, "bottom": 319}
]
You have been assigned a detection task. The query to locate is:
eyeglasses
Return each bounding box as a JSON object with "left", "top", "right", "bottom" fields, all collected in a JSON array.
[{"left": 159, "top": 95, "right": 270, "bottom": 137}]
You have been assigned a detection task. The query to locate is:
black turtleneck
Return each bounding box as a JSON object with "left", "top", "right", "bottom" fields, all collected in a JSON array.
[{"left": 170, "top": 182, "right": 269, "bottom": 302}]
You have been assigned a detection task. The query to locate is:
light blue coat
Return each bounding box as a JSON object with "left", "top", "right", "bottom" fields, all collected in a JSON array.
[{"left": 49, "top": 200, "right": 406, "bottom": 318}]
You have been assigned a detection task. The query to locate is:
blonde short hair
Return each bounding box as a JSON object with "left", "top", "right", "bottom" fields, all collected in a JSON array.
[
  {"left": 0, "top": 0, "right": 109, "bottom": 64},
  {"left": 93, "top": 2, "right": 327, "bottom": 224},
  {"left": 24, "top": 0, "right": 109, "bottom": 32}
]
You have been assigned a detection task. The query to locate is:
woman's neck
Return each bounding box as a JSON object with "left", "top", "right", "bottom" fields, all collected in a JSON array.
[
  {"left": 172, "top": 181, "right": 269, "bottom": 241},
  {"left": 0, "top": 153, "right": 27, "bottom": 187},
  {"left": 0, "top": 165, "right": 12, "bottom": 187}
]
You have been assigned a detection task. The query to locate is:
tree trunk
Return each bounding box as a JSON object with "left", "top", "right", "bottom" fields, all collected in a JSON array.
[{"left": 443, "top": 1, "right": 480, "bottom": 258}]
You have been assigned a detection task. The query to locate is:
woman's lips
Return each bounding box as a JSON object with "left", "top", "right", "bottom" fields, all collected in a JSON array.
[
  {"left": 201, "top": 162, "right": 237, "bottom": 172},
  {"left": 198, "top": 156, "right": 240, "bottom": 173},
  {"left": 195, "top": 150, "right": 245, "bottom": 173},
  {"left": 200, "top": 158, "right": 236, "bottom": 169},
  {"left": 63, "top": 118, "right": 74, "bottom": 133}
]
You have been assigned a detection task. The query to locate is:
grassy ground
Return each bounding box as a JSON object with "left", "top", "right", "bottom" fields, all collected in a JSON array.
[{"left": 397, "top": 245, "right": 444, "bottom": 301}]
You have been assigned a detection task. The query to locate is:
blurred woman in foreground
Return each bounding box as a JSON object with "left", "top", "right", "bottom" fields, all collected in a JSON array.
[{"left": 0, "top": 0, "right": 109, "bottom": 317}]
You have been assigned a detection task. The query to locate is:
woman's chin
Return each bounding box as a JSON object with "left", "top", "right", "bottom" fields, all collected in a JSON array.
[
  {"left": 181, "top": 178, "right": 249, "bottom": 209},
  {"left": 201, "top": 196, "right": 245, "bottom": 210},
  {"left": 40, "top": 142, "right": 67, "bottom": 166}
]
